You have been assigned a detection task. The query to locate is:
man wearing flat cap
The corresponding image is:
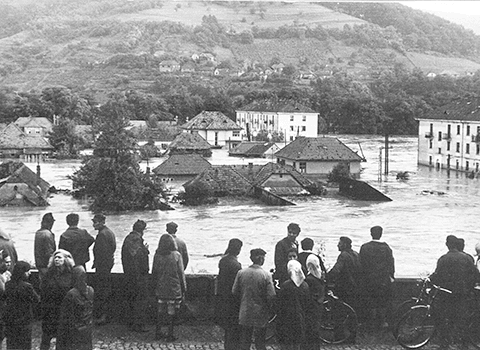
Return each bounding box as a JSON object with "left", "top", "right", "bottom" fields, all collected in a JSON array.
[
  {"left": 232, "top": 248, "right": 276, "bottom": 350},
  {"left": 34, "top": 212, "right": 56, "bottom": 280},
  {"left": 166, "top": 221, "right": 189, "bottom": 270},
  {"left": 92, "top": 213, "right": 116, "bottom": 325},
  {"left": 274, "top": 223, "right": 301, "bottom": 284}
]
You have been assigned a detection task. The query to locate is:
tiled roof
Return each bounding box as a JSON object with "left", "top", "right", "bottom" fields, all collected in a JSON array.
[
  {"left": 274, "top": 137, "right": 363, "bottom": 162},
  {"left": 253, "top": 162, "right": 313, "bottom": 188},
  {"left": 153, "top": 154, "right": 211, "bottom": 176},
  {"left": 418, "top": 97, "right": 480, "bottom": 122},
  {"left": 0, "top": 161, "right": 51, "bottom": 198},
  {"left": 182, "top": 111, "right": 242, "bottom": 131},
  {"left": 0, "top": 124, "right": 53, "bottom": 150},
  {"left": 238, "top": 99, "right": 316, "bottom": 113},
  {"left": 14, "top": 117, "right": 53, "bottom": 131},
  {"left": 169, "top": 132, "right": 211, "bottom": 150},
  {"left": 0, "top": 183, "right": 49, "bottom": 206},
  {"left": 229, "top": 141, "right": 276, "bottom": 157}
]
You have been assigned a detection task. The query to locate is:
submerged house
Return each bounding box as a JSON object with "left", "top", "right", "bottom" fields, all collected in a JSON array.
[
  {"left": 0, "top": 161, "right": 50, "bottom": 206},
  {"left": 14, "top": 117, "right": 53, "bottom": 137},
  {"left": 229, "top": 141, "right": 280, "bottom": 158},
  {"left": 0, "top": 124, "right": 54, "bottom": 161},
  {"left": 168, "top": 132, "right": 212, "bottom": 157},
  {"left": 153, "top": 154, "right": 212, "bottom": 182},
  {"left": 274, "top": 136, "right": 364, "bottom": 180}
]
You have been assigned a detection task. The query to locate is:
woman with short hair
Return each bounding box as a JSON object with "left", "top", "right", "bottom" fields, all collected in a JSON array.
[{"left": 152, "top": 234, "right": 186, "bottom": 342}]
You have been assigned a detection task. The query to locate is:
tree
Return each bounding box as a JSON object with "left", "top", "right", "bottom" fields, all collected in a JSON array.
[
  {"left": 48, "top": 118, "right": 84, "bottom": 158},
  {"left": 70, "top": 99, "right": 166, "bottom": 212}
]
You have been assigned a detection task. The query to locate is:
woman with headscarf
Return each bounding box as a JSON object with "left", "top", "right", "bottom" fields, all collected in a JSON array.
[
  {"left": 152, "top": 234, "right": 186, "bottom": 342},
  {"left": 40, "top": 249, "right": 75, "bottom": 350},
  {"left": 4, "top": 261, "right": 40, "bottom": 350},
  {"left": 304, "top": 254, "right": 326, "bottom": 350},
  {"left": 216, "top": 238, "right": 243, "bottom": 350},
  {"left": 276, "top": 259, "right": 311, "bottom": 350},
  {"left": 56, "top": 266, "right": 94, "bottom": 350}
]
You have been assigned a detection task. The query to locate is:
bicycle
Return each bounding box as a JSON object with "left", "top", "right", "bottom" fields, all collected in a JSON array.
[
  {"left": 395, "top": 278, "right": 480, "bottom": 349},
  {"left": 318, "top": 289, "right": 358, "bottom": 344}
]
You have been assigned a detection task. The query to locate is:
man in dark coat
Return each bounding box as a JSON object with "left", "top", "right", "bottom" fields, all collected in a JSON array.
[
  {"left": 216, "top": 238, "right": 242, "bottom": 350},
  {"left": 92, "top": 214, "right": 116, "bottom": 325},
  {"left": 59, "top": 213, "right": 94, "bottom": 268},
  {"left": 121, "top": 219, "right": 150, "bottom": 332},
  {"left": 359, "top": 226, "right": 395, "bottom": 329},
  {"left": 430, "top": 235, "right": 480, "bottom": 347},
  {"left": 274, "top": 223, "right": 300, "bottom": 284},
  {"left": 166, "top": 221, "right": 189, "bottom": 270},
  {"left": 34, "top": 213, "right": 56, "bottom": 280},
  {"left": 0, "top": 229, "right": 17, "bottom": 272}
]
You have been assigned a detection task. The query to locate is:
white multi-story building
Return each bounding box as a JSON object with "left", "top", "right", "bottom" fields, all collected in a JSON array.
[
  {"left": 416, "top": 98, "right": 480, "bottom": 173},
  {"left": 235, "top": 100, "right": 319, "bottom": 142}
]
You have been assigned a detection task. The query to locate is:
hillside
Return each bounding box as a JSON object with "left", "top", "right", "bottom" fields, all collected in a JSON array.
[{"left": 1, "top": 0, "right": 480, "bottom": 97}]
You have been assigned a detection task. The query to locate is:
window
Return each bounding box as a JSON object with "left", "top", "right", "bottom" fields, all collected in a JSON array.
[
  {"left": 438, "top": 131, "right": 442, "bottom": 141},
  {"left": 299, "top": 162, "right": 306, "bottom": 173},
  {"left": 430, "top": 123, "right": 433, "bottom": 133},
  {"left": 290, "top": 126, "right": 294, "bottom": 131},
  {"left": 466, "top": 161, "right": 470, "bottom": 171},
  {"left": 301, "top": 126, "right": 306, "bottom": 132},
  {"left": 467, "top": 125, "right": 471, "bottom": 136},
  {"left": 456, "top": 160, "right": 459, "bottom": 169},
  {"left": 477, "top": 163, "right": 479, "bottom": 172},
  {"left": 290, "top": 136, "right": 294, "bottom": 141},
  {"left": 456, "top": 142, "right": 460, "bottom": 152},
  {"left": 457, "top": 125, "right": 461, "bottom": 135},
  {"left": 447, "top": 124, "right": 451, "bottom": 135},
  {"left": 429, "top": 156, "right": 432, "bottom": 165},
  {"left": 232, "top": 131, "right": 240, "bottom": 137},
  {"left": 290, "top": 115, "right": 294, "bottom": 121},
  {"left": 214, "top": 132, "right": 218, "bottom": 146},
  {"left": 302, "top": 116, "right": 306, "bottom": 122},
  {"left": 429, "top": 140, "right": 433, "bottom": 149},
  {"left": 438, "top": 148, "right": 441, "bottom": 154},
  {"left": 466, "top": 143, "right": 470, "bottom": 154},
  {"left": 293, "top": 162, "right": 296, "bottom": 168},
  {"left": 447, "top": 142, "right": 450, "bottom": 151},
  {"left": 477, "top": 144, "right": 480, "bottom": 155}
]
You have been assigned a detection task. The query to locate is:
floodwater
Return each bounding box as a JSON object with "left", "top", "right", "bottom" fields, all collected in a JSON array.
[{"left": 1, "top": 135, "right": 479, "bottom": 277}]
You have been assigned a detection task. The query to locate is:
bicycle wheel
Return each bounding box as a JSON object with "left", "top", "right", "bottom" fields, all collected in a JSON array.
[
  {"left": 466, "top": 313, "right": 480, "bottom": 349},
  {"left": 396, "top": 305, "right": 435, "bottom": 349},
  {"left": 392, "top": 298, "right": 420, "bottom": 338},
  {"left": 318, "top": 298, "right": 357, "bottom": 344}
]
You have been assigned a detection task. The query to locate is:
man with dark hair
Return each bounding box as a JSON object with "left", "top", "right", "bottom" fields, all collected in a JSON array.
[
  {"left": 359, "top": 225, "right": 395, "bottom": 330},
  {"left": 166, "top": 222, "right": 189, "bottom": 270},
  {"left": 274, "top": 223, "right": 300, "bottom": 284},
  {"left": 298, "top": 237, "right": 326, "bottom": 277},
  {"left": 329, "top": 236, "right": 361, "bottom": 341},
  {"left": 430, "top": 235, "right": 479, "bottom": 348},
  {"left": 92, "top": 214, "right": 116, "bottom": 325},
  {"left": 121, "top": 219, "right": 150, "bottom": 332},
  {"left": 233, "top": 248, "right": 276, "bottom": 350},
  {"left": 59, "top": 213, "right": 94, "bottom": 268},
  {"left": 34, "top": 213, "right": 56, "bottom": 280}
]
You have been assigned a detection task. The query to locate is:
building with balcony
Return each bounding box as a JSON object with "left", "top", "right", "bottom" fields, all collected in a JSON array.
[
  {"left": 416, "top": 97, "right": 480, "bottom": 173},
  {"left": 235, "top": 100, "right": 319, "bottom": 142}
]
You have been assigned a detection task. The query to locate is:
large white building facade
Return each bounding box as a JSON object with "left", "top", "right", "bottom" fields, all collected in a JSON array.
[
  {"left": 236, "top": 101, "right": 319, "bottom": 142},
  {"left": 417, "top": 98, "right": 480, "bottom": 173}
]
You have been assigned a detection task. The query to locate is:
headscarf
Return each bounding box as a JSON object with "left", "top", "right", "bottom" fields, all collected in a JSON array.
[
  {"left": 306, "top": 254, "right": 322, "bottom": 280},
  {"left": 72, "top": 265, "right": 88, "bottom": 297},
  {"left": 287, "top": 259, "right": 305, "bottom": 287}
]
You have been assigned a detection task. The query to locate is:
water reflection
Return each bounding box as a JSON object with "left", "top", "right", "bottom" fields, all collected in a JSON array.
[{"left": 0, "top": 135, "right": 479, "bottom": 277}]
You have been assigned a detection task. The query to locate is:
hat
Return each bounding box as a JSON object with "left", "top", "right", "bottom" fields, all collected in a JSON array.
[
  {"left": 166, "top": 221, "right": 178, "bottom": 231},
  {"left": 42, "top": 213, "right": 55, "bottom": 223},
  {"left": 250, "top": 248, "right": 267, "bottom": 257},
  {"left": 93, "top": 213, "right": 106, "bottom": 223},
  {"left": 475, "top": 242, "right": 480, "bottom": 256}
]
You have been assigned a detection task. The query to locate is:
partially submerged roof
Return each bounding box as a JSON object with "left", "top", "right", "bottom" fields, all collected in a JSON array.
[
  {"left": 274, "top": 137, "right": 363, "bottom": 162},
  {"left": 182, "top": 111, "right": 242, "bottom": 131},
  {"left": 418, "top": 97, "right": 480, "bottom": 122},
  {"left": 14, "top": 117, "right": 53, "bottom": 131},
  {"left": 0, "top": 124, "right": 53, "bottom": 150},
  {"left": 169, "top": 132, "right": 211, "bottom": 150},
  {"left": 253, "top": 162, "right": 314, "bottom": 188},
  {"left": 238, "top": 99, "right": 317, "bottom": 113},
  {"left": 229, "top": 141, "right": 276, "bottom": 157},
  {"left": 153, "top": 154, "right": 211, "bottom": 176}
]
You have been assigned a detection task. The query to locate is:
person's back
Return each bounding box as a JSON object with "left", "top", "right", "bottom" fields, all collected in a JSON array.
[
  {"left": 360, "top": 240, "right": 394, "bottom": 284},
  {"left": 152, "top": 250, "right": 185, "bottom": 300},
  {"left": 59, "top": 214, "right": 94, "bottom": 267},
  {"left": 166, "top": 222, "right": 189, "bottom": 270}
]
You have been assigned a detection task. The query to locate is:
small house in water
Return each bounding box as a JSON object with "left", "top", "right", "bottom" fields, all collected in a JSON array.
[
  {"left": 153, "top": 154, "right": 212, "bottom": 182},
  {"left": 0, "top": 124, "right": 54, "bottom": 161},
  {"left": 182, "top": 111, "right": 242, "bottom": 148},
  {"left": 229, "top": 141, "right": 279, "bottom": 158},
  {"left": 274, "top": 136, "right": 363, "bottom": 180},
  {"left": 0, "top": 161, "right": 50, "bottom": 206},
  {"left": 168, "top": 132, "right": 212, "bottom": 157}
]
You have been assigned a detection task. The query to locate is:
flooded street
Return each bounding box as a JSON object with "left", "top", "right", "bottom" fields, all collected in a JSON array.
[{"left": 1, "top": 135, "right": 479, "bottom": 277}]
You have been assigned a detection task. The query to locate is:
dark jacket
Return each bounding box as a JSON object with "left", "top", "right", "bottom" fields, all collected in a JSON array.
[
  {"left": 328, "top": 248, "right": 361, "bottom": 296},
  {"left": 34, "top": 228, "right": 56, "bottom": 270},
  {"left": 430, "top": 249, "right": 479, "bottom": 295},
  {"left": 274, "top": 237, "right": 298, "bottom": 283},
  {"left": 0, "top": 229, "right": 17, "bottom": 269},
  {"left": 121, "top": 231, "right": 149, "bottom": 279},
  {"left": 4, "top": 280, "right": 40, "bottom": 326},
  {"left": 92, "top": 225, "right": 116, "bottom": 271},
  {"left": 59, "top": 227, "right": 95, "bottom": 267},
  {"left": 216, "top": 254, "right": 242, "bottom": 326},
  {"left": 359, "top": 240, "right": 395, "bottom": 286}
]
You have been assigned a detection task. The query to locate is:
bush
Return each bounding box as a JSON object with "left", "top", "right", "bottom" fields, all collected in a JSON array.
[{"left": 328, "top": 162, "right": 352, "bottom": 183}]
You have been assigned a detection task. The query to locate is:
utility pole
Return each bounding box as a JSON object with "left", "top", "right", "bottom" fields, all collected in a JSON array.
[{"left": 384, "top": 133, "right": 389, "bottom": 175}]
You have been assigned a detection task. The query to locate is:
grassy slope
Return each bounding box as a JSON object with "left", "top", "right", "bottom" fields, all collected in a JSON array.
[{"left": 0, "top": 1, "right": 479, "bottom": 94}]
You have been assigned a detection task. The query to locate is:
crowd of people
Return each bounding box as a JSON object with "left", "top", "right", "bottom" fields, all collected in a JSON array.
[{"left": 0, "top": 213, "right": 478, "bottom": 350}]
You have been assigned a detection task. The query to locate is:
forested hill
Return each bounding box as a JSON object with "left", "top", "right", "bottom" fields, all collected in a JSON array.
[{"left": 2, "top": 0, "right": 480, "bottom": 136}]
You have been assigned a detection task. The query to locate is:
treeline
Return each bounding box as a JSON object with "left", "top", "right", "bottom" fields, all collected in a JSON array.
[{"left": 321, "top": 2, "right": 480, "bottom": 57}]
